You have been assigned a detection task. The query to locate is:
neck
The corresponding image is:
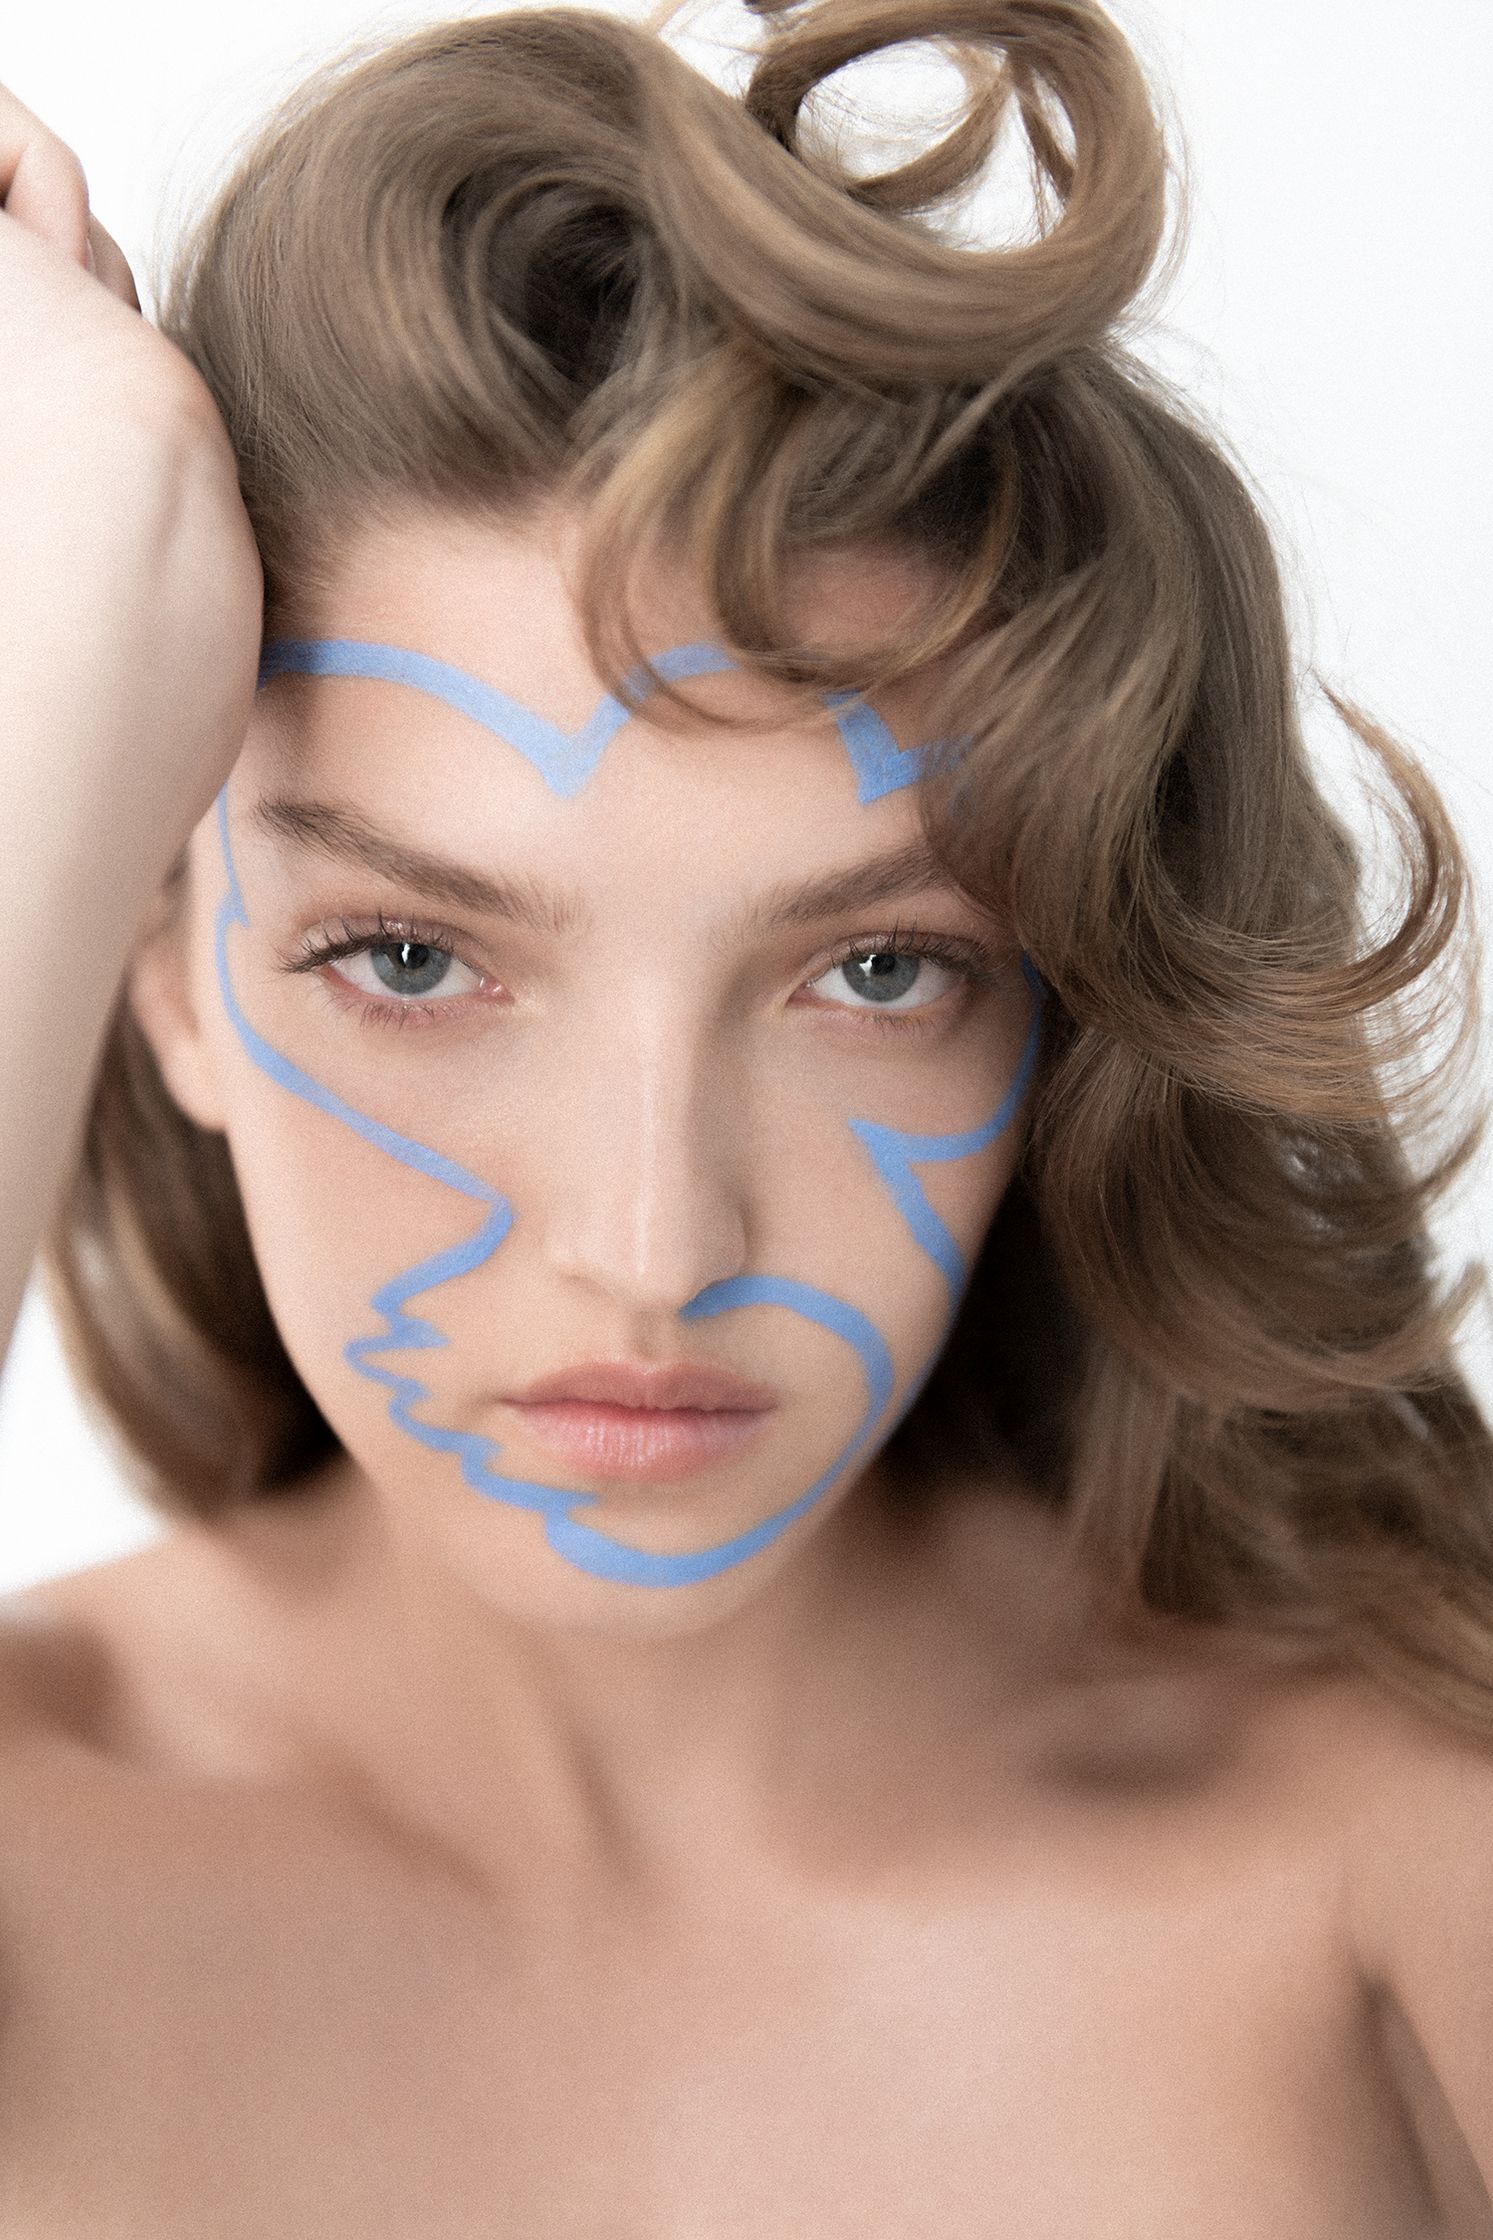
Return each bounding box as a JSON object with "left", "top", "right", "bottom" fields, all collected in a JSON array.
[{"left": 187, "top": 1450, "right": 969, "bottom": 1899}]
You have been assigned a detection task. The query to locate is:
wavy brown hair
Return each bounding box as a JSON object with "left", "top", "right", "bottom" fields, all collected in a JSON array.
[{"left": 41, "top": 0, "right": 1493, "bottom": 1736}]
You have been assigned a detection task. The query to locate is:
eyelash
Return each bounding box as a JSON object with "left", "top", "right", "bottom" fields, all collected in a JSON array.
[{"left": 279, "top": 911, "right": 1002, "bottom": 1036}]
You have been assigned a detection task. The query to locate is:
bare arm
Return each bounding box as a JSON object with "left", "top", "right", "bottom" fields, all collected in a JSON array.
[{"left": 0, "top": 85, "right": 262, "bottom": 1375}]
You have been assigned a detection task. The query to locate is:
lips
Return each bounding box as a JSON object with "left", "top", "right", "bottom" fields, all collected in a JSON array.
[
  {"left": 507, "top": 1359, "right": 777, "bottom": 1412},
  {"left": 502, "top": 1358, "right": 778, "bottom": 1482}
]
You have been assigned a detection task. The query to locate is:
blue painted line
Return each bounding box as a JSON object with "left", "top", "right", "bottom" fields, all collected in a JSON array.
[
  {"left": 215, "top": 639, "right": 1042, "bottom": 1586},
  {"left": 847, "top": 956, "right": 1045, "bottom": 1302},
  {"left": 258, "top": 635, "right": 943, "bottom": 807}
]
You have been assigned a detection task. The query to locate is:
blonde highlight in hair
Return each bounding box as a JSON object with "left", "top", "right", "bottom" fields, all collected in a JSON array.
[{"left": 42, "top": 0, "right": 1493, "bottom": 1737}]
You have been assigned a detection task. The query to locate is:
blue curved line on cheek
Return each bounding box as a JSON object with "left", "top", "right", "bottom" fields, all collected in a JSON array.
[
  {"left": 848, "top": 956, "right": 1046, "bottom": 1304},
  {"left": 217, "top": 639, "right": 1036, "bottom": 1586}
]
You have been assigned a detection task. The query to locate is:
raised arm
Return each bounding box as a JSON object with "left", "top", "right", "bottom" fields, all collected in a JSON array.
[{"left": 0, "top": 83, "right": 262, "bottom": 1376}]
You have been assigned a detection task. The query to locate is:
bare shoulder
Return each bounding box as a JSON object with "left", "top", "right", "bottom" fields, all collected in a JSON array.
[
  {"left": 1334, "top": 1663, "right": 1493, "bottom": 1954},
  {"left": 1313, "top": 1673, "right": 1493, "bottom": 2230},
  {"left": 0, "top": 1576, "right": 120, "bottom": 1757},
  {"left": 926, "top": 1471, "right": 1392, "bottom": 1778},
  {"left": 937, "top": 1477, "right": 1493, "bottom": 2215},
  {"left": 0, "top": 1536, "right": 194, "bottom": 1770},
  {"left": 1337, "top": 1677, "right": 1493, "bottom": 1943}
]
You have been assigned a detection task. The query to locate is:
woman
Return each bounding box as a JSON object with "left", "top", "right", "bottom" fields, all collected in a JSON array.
[{"left": 0, "top": 0, "right": 1490, "bottom": 2229}]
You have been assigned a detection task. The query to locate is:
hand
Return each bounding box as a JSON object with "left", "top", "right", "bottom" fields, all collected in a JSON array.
[{"left": 0, "top": 78, "right": 141, "bottom": 308}]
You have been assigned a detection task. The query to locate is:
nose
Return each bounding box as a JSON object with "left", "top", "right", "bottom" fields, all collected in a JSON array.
[{"left": 538, "top": 1008, "right": 751, "bottom": 1317}]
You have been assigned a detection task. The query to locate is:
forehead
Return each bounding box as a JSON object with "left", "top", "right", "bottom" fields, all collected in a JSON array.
[
  {"left": 243, "top": 507, "right": 956, "bottom": 895},
  {"left": 271, "top": 503, "right": 949, "bottom": 701}
]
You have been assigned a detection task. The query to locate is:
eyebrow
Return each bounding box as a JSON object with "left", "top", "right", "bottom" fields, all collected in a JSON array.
[{"left": 248, "top": 793, "right": 960, "bottom": 943}]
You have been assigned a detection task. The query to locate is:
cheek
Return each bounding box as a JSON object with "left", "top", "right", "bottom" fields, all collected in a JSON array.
[
  {"left": 211, "top": 1042, "right": 1029, "bottom": 1501},
  {"left": 212, "top": 1085, "right": 417, "bottom": 1394}
]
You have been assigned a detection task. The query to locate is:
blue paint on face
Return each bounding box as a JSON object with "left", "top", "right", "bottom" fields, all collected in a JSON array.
[
  {"left": 217, "top": 636, "right": 1043, "bottom": 1586},
  {"left": 257, "top": 637, "right": 942, "bottom": 806}
]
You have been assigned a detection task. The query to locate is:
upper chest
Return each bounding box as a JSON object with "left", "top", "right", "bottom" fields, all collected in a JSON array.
[{"left": 0, "top": 1674, "right": 1450, "bottom": 2240}]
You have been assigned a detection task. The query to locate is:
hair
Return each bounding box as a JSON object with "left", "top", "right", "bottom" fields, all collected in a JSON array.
[{"left": 41, "top": 0, "right": 1493, "bottom": 1737}]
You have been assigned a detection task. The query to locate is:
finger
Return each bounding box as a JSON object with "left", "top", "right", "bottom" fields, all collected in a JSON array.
[
  {"left": 0, "top": 85, "right": 90, "bottom": 266},
  {"left": 86, "top": 212, "right": 141, "bottom": 311}
]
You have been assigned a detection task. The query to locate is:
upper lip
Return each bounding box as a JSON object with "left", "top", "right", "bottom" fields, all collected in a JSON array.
[{"left": 507, "top": 1359, "right": 777, "bottom": 1411}]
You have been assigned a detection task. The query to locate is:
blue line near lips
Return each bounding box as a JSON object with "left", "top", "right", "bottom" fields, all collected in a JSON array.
[{"left": 218, "top": 637, "right": 1040, "bottom": 1585}]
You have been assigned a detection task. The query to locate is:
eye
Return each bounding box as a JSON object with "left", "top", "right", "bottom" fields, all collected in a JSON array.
[
  {"left": 281, "top": 914, "right": 1004, "bottom": 1033},
  {"left": 282, "top": 914, "right": 493, "bottom": 1027},
  {"left": 805, "top": 930, "right": 994, "bottom": 1020},
  {"left": 341, "top": 936, "right": 480, "bottom": 1005}
]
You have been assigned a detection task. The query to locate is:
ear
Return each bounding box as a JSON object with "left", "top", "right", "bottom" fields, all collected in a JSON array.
[{"left": 124, "top": 867, "right": 229, "bottom": 1136}]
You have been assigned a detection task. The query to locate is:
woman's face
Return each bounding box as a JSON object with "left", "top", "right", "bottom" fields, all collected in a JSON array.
[{"left": 143, "top": 507, "right": 1040, "bottom": 1634}]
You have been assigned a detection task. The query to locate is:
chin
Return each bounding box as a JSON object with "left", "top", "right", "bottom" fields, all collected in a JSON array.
[{"left": 421, "top": 1475, "right": 836, "bottom": 1641}]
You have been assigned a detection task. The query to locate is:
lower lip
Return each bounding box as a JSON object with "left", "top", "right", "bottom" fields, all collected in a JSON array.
[{"left": 502, "top": 1399, "right": 774, "bottom": 1481}]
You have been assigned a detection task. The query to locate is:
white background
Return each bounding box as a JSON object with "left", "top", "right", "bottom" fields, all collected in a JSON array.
[{"left": 0, "top": 0, "right": 1488, "bottom": 1592}]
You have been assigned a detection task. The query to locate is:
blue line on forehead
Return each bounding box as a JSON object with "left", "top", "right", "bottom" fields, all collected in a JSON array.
[{"left": 257, "top": 636, "right": 933, "bottom": 805}]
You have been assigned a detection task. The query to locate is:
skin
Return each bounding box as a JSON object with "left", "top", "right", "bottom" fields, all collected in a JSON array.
[{"left": 0, "top": 509, "right": 1483, "bottom": 2234}]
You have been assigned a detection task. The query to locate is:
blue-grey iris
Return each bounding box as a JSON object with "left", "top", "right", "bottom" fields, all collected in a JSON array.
[
  {"left": 843, "top": 951, "right": 919, "bottom": 1004},
  {"left": 371, "top": 941, "right": 450, "bottom": 998}
]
